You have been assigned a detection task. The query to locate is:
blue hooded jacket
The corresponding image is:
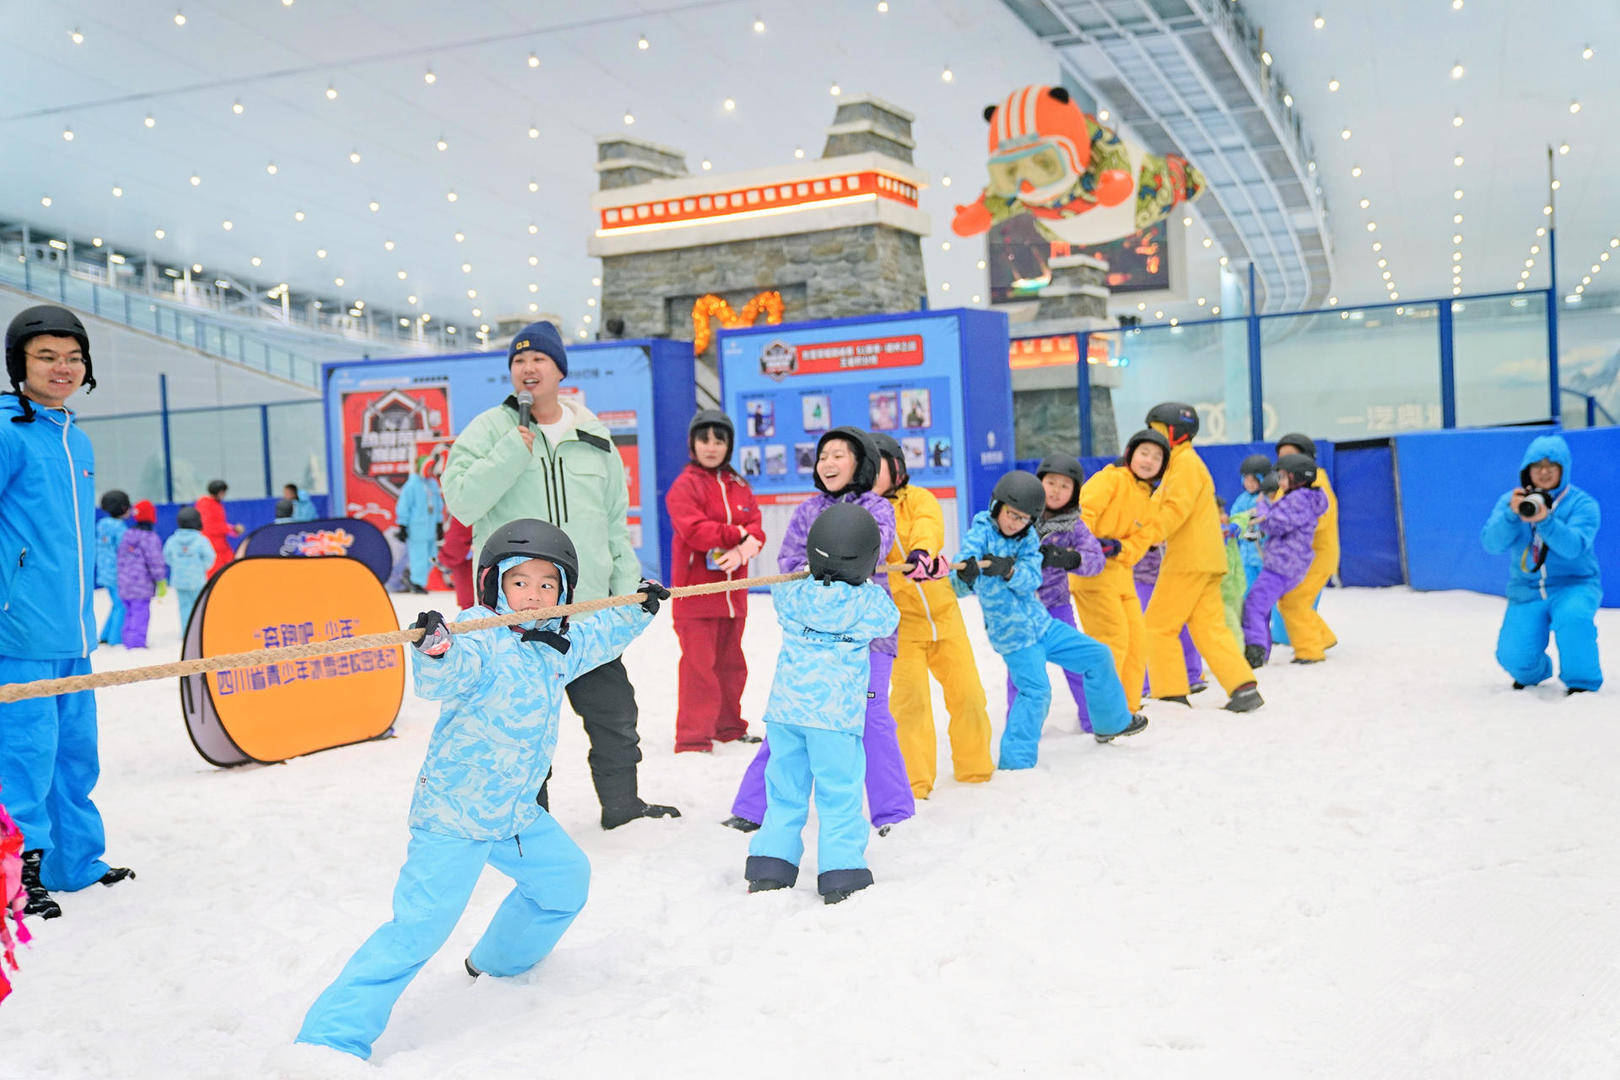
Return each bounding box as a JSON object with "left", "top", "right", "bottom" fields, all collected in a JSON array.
[
  {"left": 952, "top": 509, "right": 1048, "bottom": 654},
  {"left": 764, "top": 576, "right": 899, "bottom": 734},
  {"left": 1479, "top": 434, "right": 1601, "bottom": 602},
  {"left": 408, "top": 584, "right": 653, "bottom": 840},
  {"left": 0, "top": 394, "right": 96, "bottom": 659}
]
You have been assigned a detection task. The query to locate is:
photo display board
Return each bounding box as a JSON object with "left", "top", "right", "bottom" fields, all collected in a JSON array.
[
  {"left": 717, "top": 308, "right": 1012, "bottom": 569},
  {"left": 322, "top": 339, "right": 694, "bottom": 582}
]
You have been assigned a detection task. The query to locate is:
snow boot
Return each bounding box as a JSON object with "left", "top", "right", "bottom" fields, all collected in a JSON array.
[
  {"left": 747, "top": 878, "right": 789, "bottom": 894},
  {"left": 1244, "top": 643, "right": 1267, "bottom": 668},
  {"left": 465, "top": 957, "right": 483, "bottom": 978},
  {"left": 20, "top": 849, "right": 61, "bottom": 920},
  {"left": 1155, "top": 694, "right": 1192, "bottom": 706},
  {"left": 877, "top": 822, "right": 897, "bottom": 837},
  {"left": 1567, "top": 687, "right": 1592, "bottom": 696},
  {"left": 719, "top": 732, "right": 763, "bottom": 745},
  {"left": 602, "top": 801, "right": 681, "bottom": 830},
  {"left": 1188, "top": 680, "right": 1209, "bottom": 694},
  {"left": 1290, "top": 657, "right": 1322, "bottom": 665},
  {"left": 1224, "top": 683, "right": 1264, "bottom": 712},
  {"left": 818, "top": 868, "right": 873, "bottom": 905},
  {"left": 720, "top": 815, "right": 760, "bottom": 833},
  {"left": 1096, "top": 713, "right": 1149, "bottom": 744},
  {"left": 99, "top": 866, "right": 136, "bottom": 886},
  {"left": 1512, "top": 681, "right": 1527, "bottom": 690}
]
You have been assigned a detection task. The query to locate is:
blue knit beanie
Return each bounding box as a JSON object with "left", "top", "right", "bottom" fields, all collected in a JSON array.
[{"left": 509, "top": 321, "right": 568, "bottom": 377}]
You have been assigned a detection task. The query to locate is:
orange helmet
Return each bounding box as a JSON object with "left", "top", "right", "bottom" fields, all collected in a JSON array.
[{"left": 985, "top": 85, "right": 1091, "bottom": 177}]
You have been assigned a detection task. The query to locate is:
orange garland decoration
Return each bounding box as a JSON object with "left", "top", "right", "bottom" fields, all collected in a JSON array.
[{"left": 691, "top": 291, "right": 784, "bottom": 355}]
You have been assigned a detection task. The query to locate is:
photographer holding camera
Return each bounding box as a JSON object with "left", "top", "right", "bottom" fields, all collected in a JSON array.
[{"left": 1480, "top": 434, "right": 1602, "bottom": 695}]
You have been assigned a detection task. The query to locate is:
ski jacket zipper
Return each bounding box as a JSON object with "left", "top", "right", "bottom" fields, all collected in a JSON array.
[
  {"left": 62, "top": 414, "right": 88, "bottom": 655},
  {"left": 718, "top": 471, "right": 736, "bottom": 618}
]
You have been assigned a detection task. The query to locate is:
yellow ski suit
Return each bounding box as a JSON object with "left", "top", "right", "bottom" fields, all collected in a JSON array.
[
  {"left": 885, "top": 485, "right": 994, "bottom": 797},
  {"left": 1143, "top": 438, "right": 1256, "bottom": 697},
  {"left": 1277, "top": 472, "right": 1340, "bottom": 661},
  {"left": 1070, "top": 464, "right": 1159, "bottom": 711}
]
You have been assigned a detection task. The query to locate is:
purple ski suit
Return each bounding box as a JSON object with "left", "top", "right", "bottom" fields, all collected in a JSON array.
[
  {"left": 116, "top": 526, "right": 166, "bottom": 648},
  {"left": 1007, "top": 510, "right": 1105, "bottom": 731},
  {"left": 1241, "top": 487, "right": 1328, "bottom": 657},
  {"left": 730, "top": 490, "right": 915, "bottom": 828}
]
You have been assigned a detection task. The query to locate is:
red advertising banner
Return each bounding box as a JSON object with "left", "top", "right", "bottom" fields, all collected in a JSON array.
[
  {"left": 340, "top": 384, "right": 451, "bottom": 529},
  {"left": 759, "top": 334, "right": 925, "bottom": 379}
]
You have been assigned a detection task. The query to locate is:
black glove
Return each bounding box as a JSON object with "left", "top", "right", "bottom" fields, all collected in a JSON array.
[
  {"left": 411, "top": 610, "right": 450, "bottom": 656},
  {"left": 395, "top": 525, "right": 409, "bottom": 541},
  {"left": 436, "top": 522, "right": 445, "bottom": 542},
  {"left": 984, "top": 554, "right": 1017, "bottom": 580},
  {"left": 955, "top": 556, "right": 981, "bottom": 587},
  {"left": 1097, "top": 537, "right": 1122, "bottom": 558},
  {"left": 1040, "top": 544, "right": 1083, "bottom": 571},
  {"left": 639, "top": 578, "right": 670, "bottom": 615}
]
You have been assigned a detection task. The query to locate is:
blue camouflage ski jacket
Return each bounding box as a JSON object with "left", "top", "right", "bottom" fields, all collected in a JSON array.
[
  {"left": 163, "top": 529, "right": 216, "bottom": 592},
  {"left": 409, "top": 602, "right": 652, "bottom": 839},
  {"left": 1479, "top": 434, "right": 1602, "bottom": 602},
  {"left": 765, "top": 576, "right": 899, "bottom": 734},
  {"left": 952, "top": 509, "right": 1048, "bottom": 654},
  {"left": 0, "top": 394, "right": 96, "bottom": 659}
]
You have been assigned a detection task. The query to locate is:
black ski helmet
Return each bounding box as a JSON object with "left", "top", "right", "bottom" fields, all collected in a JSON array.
[
  {"left": 806, "top": 502, "right": 883, "bottom": 585},
  {"left": 1239, "top": 453, "right": 1274, "bottom": 479},
  {"left": 1118, "top": 429, "right": 1171, "bottom": 482},
  {"left": 1276, "top": 453, "right": 1318, "bottom": 488},
  {"left": 5, "top": 304, "right": 95, "bottom": 397},
  {"left": 175, "top": 506, "right": 204, "bottom": 531},
  {"left": 206, "top": 479, "right": 228, "bottom": 497},
  {"left": 1274, "top": 432, "right": 1317, "bottom": 459},
  {"left": 1035, "top": 454, "right": 1085, "bottom": 510},
  {"left": 989, "top": 470, "right": 1046, "bottom": 531},
  {"left": 687, "top": 409, "right": 735, "bottom": 462},
  {"left": 1145, "top": 401, "right": 1199, "bottom": 445},
  {"left": 813, "top": 426, "right": 880, "bottom": 496},
  {"left": 476, "top": 518, "right": 580, "bottom": 613},
  {"left": 1259, "top": 471, "right": 1280, "bottom": 495},
  {"left": 870, "top": 431, "right": 908, "bottom": 491},
  {"left": 99, "top": 489, "right": 131, "bottom": 517},
  {"left": 274, "top": 498, "right": 295, "bottom": 519}
]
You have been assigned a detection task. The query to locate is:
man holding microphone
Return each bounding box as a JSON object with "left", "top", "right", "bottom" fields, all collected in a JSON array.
[{"left": 441, "top": 322, "right": 679, "bottom": 829}]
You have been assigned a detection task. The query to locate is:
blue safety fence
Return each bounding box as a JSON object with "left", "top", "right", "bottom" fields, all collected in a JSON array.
[{"left": 98, "top": 496, "right": 332, "bottom": 542}]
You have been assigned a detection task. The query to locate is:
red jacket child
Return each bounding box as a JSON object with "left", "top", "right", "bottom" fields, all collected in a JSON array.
[
  {"left": 664, "top": 410, "right": 764, "bottom": 752},
  {"left": 438, "top": 516, "right": 476, "bottom": 611},
  {"left": 195, "top": 480, "right": 242, "bottom": 578}
]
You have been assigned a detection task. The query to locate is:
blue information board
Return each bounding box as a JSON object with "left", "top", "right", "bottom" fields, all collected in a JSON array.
[
  {"left": 717, "top": 308, "right": 1012, "bottom": 565},
  {"left": 321, "top": 339, "right": 695, "bottom": 582}
]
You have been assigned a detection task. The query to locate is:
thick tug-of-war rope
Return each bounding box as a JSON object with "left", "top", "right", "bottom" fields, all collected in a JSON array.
[{"left": 0, "top": 560, "right": 989, "bottom": 705}]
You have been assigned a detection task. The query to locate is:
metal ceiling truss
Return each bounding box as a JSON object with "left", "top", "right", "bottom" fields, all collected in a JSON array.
[{"left": 1001, "top": 0, "right": 1334, "bottom": 312}]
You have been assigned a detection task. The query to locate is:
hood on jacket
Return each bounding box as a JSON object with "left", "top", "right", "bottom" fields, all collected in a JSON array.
[
  {"left": 1518, "top": 434, "right": 1572, "bottom": 496},
  {"left": 774, "top": 577, "right": 872, "bottom": 636}
]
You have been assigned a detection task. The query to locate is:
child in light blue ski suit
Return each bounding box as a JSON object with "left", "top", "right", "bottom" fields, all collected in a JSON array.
[
  {"left": 162, "top": 507, "right": 215, "bottom": 631},
  {"left": 95, "top": 490, "right": 130, "bottom": 644},
  {"left": 1229, "top": 454, "right": 1271, "bottom": 591},
  {"left": 297, "top": 521, "right": 667, "bottom": 1060},
  {"left": 394, "top": 457, "right": 444, "bottom": 592},
  {"left": 744, "top": 507, "right": 900, "bottom": 903},
  {"left": 1479, "top": 433, "right": 1602, "bottom": 693},
  {"left": 954, "top": 472, "right": 1146, "bottom": 769}
]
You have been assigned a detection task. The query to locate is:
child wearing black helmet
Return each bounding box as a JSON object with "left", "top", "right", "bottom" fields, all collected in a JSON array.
[
  {"left": 665, "top": 409, "right": 765, "bottom": 753},
  {"left": 744, "top": 504, "right": 900, "bottom": 904},
  {"left": 163, "top": 507, "right": 215, "bottom": 630},
  {"left": 95, "top": 490, "right": 131, "bottom": 644},
  {"left": 1006, "top": 455, "right": 1106, "bottom": 732},
  {"left": 297, "top": 519, "right": 670, "bottom": 1061},
  {"left": 1271, "top": 433, "right": 1339, "bottom": 662},
  {"left": 1229, "top": 454, "right": 1273, "bottom": 592},
  {"left": 1241, "top": 455, "right": 1328, "bottom": 667},
  {"left": 953, "top": 470, "right": 1148, "bottom": 768}
]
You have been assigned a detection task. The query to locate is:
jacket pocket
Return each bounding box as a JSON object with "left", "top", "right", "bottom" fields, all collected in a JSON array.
[{"left": 1, "top": 548, "right": 26, "bottom": 613}]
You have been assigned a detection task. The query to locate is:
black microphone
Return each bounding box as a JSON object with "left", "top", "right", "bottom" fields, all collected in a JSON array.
[{"left": 516, "top": 390, "right": 533, "bottom": 425}]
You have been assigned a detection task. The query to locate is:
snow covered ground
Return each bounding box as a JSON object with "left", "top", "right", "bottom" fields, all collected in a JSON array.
[{"left": 9, "top": 585, "right": 1619, "bottom": 1078}]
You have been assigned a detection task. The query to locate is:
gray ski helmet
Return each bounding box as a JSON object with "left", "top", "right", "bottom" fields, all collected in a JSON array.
[
  {"left": 1119, "top": 429, "right": 1171, "bottom": 481},
  {"left": 1276, "top": 453, "right": 1318, "bottom": 488},
  {"left": 1259, "top": 471, "right": 1280, "bottom": 495},
  {"left": 5, "top": 304, "right": 94, "bottom": 395},
  {"left": 813, "top": 426, "right": 880, "bottom": 496},
  {"left": 1274, "top": 432, "right": 1317, "bottom": 459},
  {"left": 870, "top": 431, "right": 907, "bottom": 490},
  {"left": 1035, "top": 455, "right": 1085, "bottom": 510},
  {"left": 175, "top": 506, "right": 203, "bottom": 531},
  {"left": 99, "top": 489, "right": 131, "bottom": 517},
  {"left": 1145, "top": 401, "right": 1199, "bottom": 444},
  {"left": 477, "top": 518, "right": 580, "bottom": 611},
  {"left": 687, "top": 409, "right": 735, "bottom": 461},
  {"left": 1239, "top": 453, "right": 1274, "bottom": 479},
  {"left": 989, "top": 470, "right": 1046, "bottom": 527},
  {"left": 806, "top": 502, "right": 883, "bottom": 585}
]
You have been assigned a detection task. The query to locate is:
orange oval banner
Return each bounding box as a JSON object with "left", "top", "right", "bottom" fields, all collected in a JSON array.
[{"left": 180, "top": 557, "right": 404, "bottom": 766}]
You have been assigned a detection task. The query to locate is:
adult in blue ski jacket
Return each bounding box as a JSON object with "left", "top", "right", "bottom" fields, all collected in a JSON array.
[
  {"left": 1, "top": 304, "right": 133, "bottom": 920},
  {"left": 393, "top": 457, "right": 444, "bottom": 592},
  {"left": 1479, "top": 434, "right": 1602, "bottom": 693}
]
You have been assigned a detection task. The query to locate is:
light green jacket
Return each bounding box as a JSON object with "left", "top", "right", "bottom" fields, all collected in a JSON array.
[{"left": 442, "top": 396, "right": 639, "bottom": 604}]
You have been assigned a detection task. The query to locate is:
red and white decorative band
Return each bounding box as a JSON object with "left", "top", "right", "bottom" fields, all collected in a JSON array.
[{"left": 598, "top": 171, "right": 920, "bottom": 234}]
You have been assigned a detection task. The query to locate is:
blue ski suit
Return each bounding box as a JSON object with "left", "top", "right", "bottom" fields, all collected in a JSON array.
[
  {"left": 745, "top": 576, "right": 900, "bottom": 896},
  {"left": 94, "top": 514, "right": 127, "bottom": 643},
  {"left": 0, "top": 392, "right": 112, "bottom": 891},
  {"left": 952, "top": 510, "right": 1131, "bottom": 766},
  {"left": 297, "top": 589, "right": 653, "bottom": 1060},
  {"left": 393, "top": 471, "right": 444, "bottom": 588},
  {"left": 1479, "top": 434, "right": 1602, "bottom": 692},
  {"left": 1230, "top": 488, "right": 1263, "bottom": 588},
  {"left": 162, "top": 528, "right": 216, "bottom": 629}
]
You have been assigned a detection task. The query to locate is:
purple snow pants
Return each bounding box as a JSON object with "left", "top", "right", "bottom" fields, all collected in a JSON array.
[
  {"left": 731, "top": 649, "right": 915, "bottom": 828},
  {"left": 1242, "top": 567, "right": 1304, "bottom": 661},
  {"left": 1007, "top": 602, "right": 1092, "bottom": 733},
  {"left": 1134, "top": 578, "right": 1202, "bottom": 688},
  {"left": 120, "top": 598, "right": 151, "bottom": 649}
]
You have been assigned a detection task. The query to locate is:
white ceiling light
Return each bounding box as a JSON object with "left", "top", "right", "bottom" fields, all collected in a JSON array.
[
  {"left": 111, "top": 185, "right": 123, "bottom": 197},
  {"left": 529, "top": 284, "right": 539, "bottom": 293},
  {"left": 144, "top": 114, "right": 156, "bottom": 128},
  {"left": 368, "top": 200, "right": 380, "bottom": 212},
  {"left": 1372, "top": 242, "right": 1382, "bottom": 251},
  {"left": 325, "top": 84, "right": 337, "bottom": 101},
  {"left": 232, "top": 99, "right": 244, "bottom": 115},
  {"left": 1450, "top": 62, "right": 1465, "bottom": 79},
  {"left": 528, "top": 52, "right": 539, "bottom": 68},
  {"left": 424, "top": 68, "right": 436, "bottom": 85},
  {"left": 1359, "top": 198, "right": 1370, "bottom": 209},
  {"left": 1282, "top": 93, "right": 1293, "bottom": 108},
  {"left": 70, "top": 27, "right": 84, "bottom": 43},
  {"left": 1351, "top": 165, "right": 1362, "bottom": 178},
  {"left": 397, "top": 270, "right": 407, "bottom": 280},
  {"left": 723, "top": 98, "right": 736, "bottom": 112},
  {"left": 446, "top": 190, "right": 458, "bottom": 202},
  {"left": 189, "top": 173, "right": 201, "bottom": 186},
  {"left": 334, "top": 277, "right": 344, "bottom": 287},
  {"left": 1452, "top": 154, "right": 1464, "bottom": 166},
  {"left": 1202, "top": 237, "right": 1213, "bottom": 247},
  {"left": 591, "top": 277, "right": 601, "bottom": 286},
  {"left": 1377, "top": 258, "right": 1388, "bottom": 268},
  {"left": 528, "top": 256, "right": 539, "bottom": 266},
  {"left": 1530, "top": 245, "right": 1540, "bottom": 254},
  {"left": 1327, "top": 78, "right": 1340, "bottom": 92},
  {"left": 877, "top": 0, "right": 889, "bottom": 10},
  {"left": 466, "top": 289, "right": 477, "bottom": 299},
  {"left": 1559, "top": 143, "right": 1571, "bottom": 155},
  {"left": 293, "top": 210, "right": 305, "bottom": 221},
  {"left": 528, "top": 125, "right": 540, "bottom": 139},
  {"left": 1569, "top": 100, "right": 1582, "bottom": 114},
  {"left": 830, "top": 81, "right": 841, "bottom": 96},
  {"left": 461, "top": 263, "right": 472, "bottom": 273},
  {"left": 1452, "top": 114, "right": 1464, "bottom": 127},
  {"left": 1453, "top": 234, "right": 1463, "bottom": 244},
  {"left": 1582, "top": 45, "right": 1594, "bottom": 60},
  {"left": 528, "top": 224, "right": 538, "bottom": 234},
  {"left": 61, "top": 128, "right": 73, "bottom": 142},
  {"left": 1365, "top": 222, "right": 1377, "bottom": 232},
  {"left": 384, "top": 240, "right": 396, "bottom": 250},
  {"left": 529, "top": 303, "right": 538, "bottom": 313},
  {"left": 1313, "top": 13, "right": 1325, "bottom": 28},
  {"left": 941, "top": 65, "right": 954, "bottom": 82},
  {"left": 1261, "top": 51, "right": 1272, "bottom": 66},
  {"left": 1218, "top": 256, "right": 1229, "bottom": 266},
  {"left": 153, "top": 228, "right": 165, "bottom": 239},
  {"left": 1098, "top": 109, "right": 1109, "bottom": 121},
  {"left": 1340, "top": 128, "right": 1352, "bottom": 140},
  {"left": 1453, "top": 214, "right": 1463, "bottom": 224},
  {"left": 348, "top": 149, "right": 361, "bottom": 165},
  {"left": 637, "top": 34, "right": 649, "bottom": 50},
  {"left": 701, "top": 159, "right": 713, "bottom": 170},
  {"left": 436, "top": 136, "right": 448, "bottom": 151},
  {"left": 941, "top": 241, "right": 951, "bottom": 251},
  {"left": 250, "top": 256, "right": 261, "bottom": 267},
  {"left": 39, "top": 196, "right": 52, "bottom": 207},
  {"left": 266, "top": 162, "right": 279, "bottom": 175},
  {"left": 1453, "top": 189, "right": 1464, "bottom": 200},
  {"left": 316, "top": 249, "right": 327, "bottom": 259},
  {"left": 794, "top": 146, "right": 805, "bottom": 158},
  {"left": 221, "top": 220, "right": 232, "bottom": 230},
  {"left": 1552, "top": 179, "right": 1562, "bottom": 191},
  {"left": 528, "top": 179, "right": 539, "bottom": 192},
  {"left": 753, "top": 17, "right": 766, "bottom": 32},
  {"left": 173, "top": 10, "right": 186, "bottom": 26},
  {"left": 623, "top": 110, "right": 634, "bottom": 125},
  {"left": 942, "top": 175, "right": 952, "bottom": 187},
  {"left": 586, "top": 298, "right": 596, "bottom": 306}
]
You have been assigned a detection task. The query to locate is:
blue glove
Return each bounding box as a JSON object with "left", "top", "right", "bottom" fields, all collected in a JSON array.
[{"left": 1097, "top": 537, "right": 1123, "bottom": 558}]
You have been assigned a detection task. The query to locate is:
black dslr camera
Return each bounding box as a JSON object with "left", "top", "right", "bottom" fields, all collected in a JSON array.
[{"left": 1517, "top": 488, "right": 1554, "bottom": 518}]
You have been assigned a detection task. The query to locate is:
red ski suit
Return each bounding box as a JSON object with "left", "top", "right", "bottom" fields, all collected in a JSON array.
[
  {"left": 664, "top": 462, "right": 764, "bottom": 751},
  {"left": 438, "top": 516, "right": 476, "bottom": 611},
  {"left": 194, "top": 495, "right": 236, "bottom": 578}
]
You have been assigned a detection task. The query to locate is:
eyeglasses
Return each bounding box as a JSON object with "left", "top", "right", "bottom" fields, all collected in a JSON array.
[{"left": 26, "top": 351, "right": 86, "bottom": 366}]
